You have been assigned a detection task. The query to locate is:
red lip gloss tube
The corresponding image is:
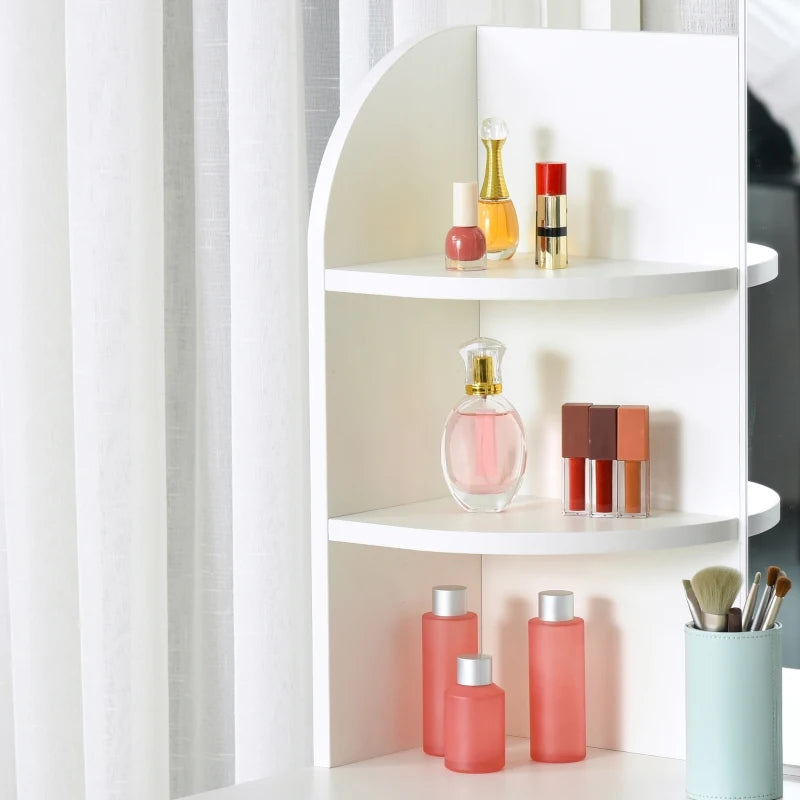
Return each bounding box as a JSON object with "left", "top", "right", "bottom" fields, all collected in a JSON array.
[
  {"left": 589, "top": 405, "right": 618, "bottom": 517},
  {"left": 562, "top": 403, "right": 591, "bottom": 516},
  {"left": 617, "top": 405, "right": 650, "bottom": 518},
  {"left": 536, "top": 162, "right": 567, "bottom": 270}
]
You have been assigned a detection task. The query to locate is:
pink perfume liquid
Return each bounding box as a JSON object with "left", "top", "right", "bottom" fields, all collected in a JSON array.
[{"left": 442, "top": 401, "right": 526, "bottom": 512}]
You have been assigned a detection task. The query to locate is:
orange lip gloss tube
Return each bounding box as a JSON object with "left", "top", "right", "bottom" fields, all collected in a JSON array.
[{"left": 617, "top": 405, "right": 650, "bottom": 517}]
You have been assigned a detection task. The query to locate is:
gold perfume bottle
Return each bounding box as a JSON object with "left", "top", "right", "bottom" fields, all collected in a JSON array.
[{"left": 478, "top": 118, "right": 519, "bottom": 261}]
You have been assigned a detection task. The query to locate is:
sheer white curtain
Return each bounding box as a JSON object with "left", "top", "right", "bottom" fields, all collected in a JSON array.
[{"left": 1, "top": 1, "right": 309, "bottom": 798}]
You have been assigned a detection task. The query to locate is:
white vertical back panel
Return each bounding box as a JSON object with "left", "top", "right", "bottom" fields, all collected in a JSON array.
[
  {"left": 477, "top": 28, "right": 739, "bottom": 266},
  {"left": 483, "top": 292, "right": 740, "bottom": 515}
]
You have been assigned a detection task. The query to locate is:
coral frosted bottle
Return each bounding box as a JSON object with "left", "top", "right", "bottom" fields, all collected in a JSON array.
[
  {"left": 444, "top": 655, "right": 505, "bottom": 773},
  {"left": 528, "top": 590, "right": 586, "bottom": 763},
  {"left": 422, "top": 586, "right": 478, "bottom": 756}
]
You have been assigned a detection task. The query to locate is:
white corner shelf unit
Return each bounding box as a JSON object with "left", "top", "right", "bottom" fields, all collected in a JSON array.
[{"left": 308, "top": 21, "right": 781, "bottom": 795}]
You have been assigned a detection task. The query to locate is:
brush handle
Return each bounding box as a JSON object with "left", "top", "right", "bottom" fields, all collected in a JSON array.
[
  {"left": 741, "top": 580, "right": 760, "bottom": 631},
  {"left": 760, "top": 595, "right": 784, "bottom": 631},
  {"left": 683, "top": 580, "right": 703, "bottom": 629},
  {"left": 701, "top": 612, "right": 728, "bottom": 633},
  {"left": 750, "top": 584, "right": 774, "bottom": 632}
]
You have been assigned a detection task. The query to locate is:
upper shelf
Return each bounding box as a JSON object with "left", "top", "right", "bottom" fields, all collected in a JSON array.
[
  {"left": 328, "top": 481, "right": 779, "bottom": 556},
  {"left": 325, "top": 243, "right": 776, "bottom": 301}
]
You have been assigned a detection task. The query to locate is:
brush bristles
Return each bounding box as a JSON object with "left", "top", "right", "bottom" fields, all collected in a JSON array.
[
  {"left": 753, "top": 571, "right": 762, "bottom": 585},
  {"left": 691, "top": 566, "right": 742, "bottom": 616},
  {"left": 775, "top": 577, "right": 792, "bottom": 598},
  {"left": 766, "top": 566, "right": 780, "bottom": 587}
]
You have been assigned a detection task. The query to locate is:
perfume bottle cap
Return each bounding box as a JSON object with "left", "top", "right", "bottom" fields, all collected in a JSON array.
[
  {"left": 617, "top": 405, "right": 650, "bottom": 461},
  {"left": 539, "top": 589, "right": 574, "bottom": 622},
  {"left": 460, "top": 337, "right": 504, "bottom": 396},
  {"left": 562, "top": 403, "right": 592, "bottom": 458},
  {"left": 480, "top": 117, "right": 508, "bottom": 141},
  {"left": 432, "top": 585, "right": 468, "bottom": 616},
  {"left": 588, "top": 405, "right": 619, "bottom": 461},
  {"left": 536, "top": 162, "right": 567, "bottom": 196},
  {"left": 452, "top": 181, "right": 478, "bottom": 227},
  {"left": 457, "top": 654, "right": 492, "bottom": 686}
]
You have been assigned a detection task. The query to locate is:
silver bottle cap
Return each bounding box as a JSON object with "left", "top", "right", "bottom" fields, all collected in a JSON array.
[
  {"left": 457, "top": 654, "right": 492, "bottom": 686},
  {"left": 539, "top": 590, "right": 574, "bottom": 622},
  {"left": 432, "top": 585, "right": 467, "bottom": 617}
]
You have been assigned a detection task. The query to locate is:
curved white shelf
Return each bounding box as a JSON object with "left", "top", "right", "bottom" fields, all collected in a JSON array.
[
  {"left": 329, "top": 496, "right": 736, "bottom": 555},
  {"left": 747, "top": 242, "right": 780, "bottom": 288},
  {"left": 747, "top": 480, "right": 781, "bottom": 536},
  {"left": 329, "top": 481, "right": 780, "bottom": 555},
  {"left": 324, "top": 244, "right": 777, "bottom": 302}
]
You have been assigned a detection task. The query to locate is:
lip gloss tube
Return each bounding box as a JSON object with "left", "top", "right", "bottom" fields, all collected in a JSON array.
[
  {"left": 562, "top": 403, "right": 591, "bottom": 515},
  {"left": 589, "top": 405, "right": 618, "bottom": 517},
  {"left": 536, "top": 162, "right": 567, "bottom": 270},
  {"left": 617, "top": 405, "right": 650, "bottom": 517}
]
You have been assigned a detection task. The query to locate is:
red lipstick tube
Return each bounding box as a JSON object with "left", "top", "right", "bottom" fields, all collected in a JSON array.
[
  {"left": 536, "top": 163, "right": 567, "bottom": 270},
  {"left": 589, "top": 405, "right": 618, "bottom": 517},
  {"left": 561, "top": 403, "right": 591, "bottom": 516}
]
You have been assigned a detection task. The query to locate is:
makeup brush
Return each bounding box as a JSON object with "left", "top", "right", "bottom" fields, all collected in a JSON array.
[
  {"left": 760, "top": 576, "right": 792, "bottom": 631},
  {"left": 727, "top": 607, "right": 742, "bottom": 633},
  {"left": 751, "top": 566, "right": 780, "bottom": 632},
  {"left": 682, "top": 579, "right": 704, "bottom": 629},
  {"left": 741, "top": 571, "right": 761, "bottom": 631},
  {"left": 691, "top": 566, "right": 742, "bottom": 632}
]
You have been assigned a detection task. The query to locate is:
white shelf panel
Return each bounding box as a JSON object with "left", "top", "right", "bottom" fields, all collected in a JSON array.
[
  {"left": 329, "top": 495, "right": 735, "bottom": 555},
  {"left": 747, "top": 480, "right": 781, "bottom": 536},
  {"left": 747, "top": 242, "right": 780, "bottom": 288},
  {"left": 185, "top": 738, "right": 800, "bottom": 800},
  {"left": 325, "top": 253, "right": 737, "bottom": 300}
]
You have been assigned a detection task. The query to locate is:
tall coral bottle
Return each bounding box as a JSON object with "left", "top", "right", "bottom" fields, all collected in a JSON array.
[
  {"left": 422, "top": 585, "right": 478, "bottom": 756},
  {"left": 528, "top": 590, "right": 586, "bottom": 763},
  {"left": 478, "top": 117, "right": 519, "bottom": 260}
]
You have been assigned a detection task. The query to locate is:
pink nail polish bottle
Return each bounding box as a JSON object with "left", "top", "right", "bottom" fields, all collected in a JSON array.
[
  {"left": 444, "top": 654, "right": 505, "bottom": 773},
  {"left": 445, "top": 181, "right": 487, "bottom": 271},
  {"left": 528, "top": 590, "right": 586, "bottom": 763},
  {"left": 422, "top": 585, "right": 478, "bottom": 756}
]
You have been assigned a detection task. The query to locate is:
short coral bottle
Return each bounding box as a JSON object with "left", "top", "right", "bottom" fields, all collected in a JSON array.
[
  {"left": 444, "top": 654, "right": 505, "bottom": 773},
  {"left": 422, "top": 585, "right": 479, "bottom": 756},
  {"left": 528, "top": 590, "right": 586, "bottom": 763}
]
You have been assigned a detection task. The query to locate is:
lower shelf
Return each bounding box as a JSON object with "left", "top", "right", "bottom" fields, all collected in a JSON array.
[{"left": 186, "top": 738, "right": 800, "bottom": 800}]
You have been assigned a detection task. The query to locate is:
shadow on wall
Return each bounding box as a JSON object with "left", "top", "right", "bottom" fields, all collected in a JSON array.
[{"left": 586, "top": 595, "right": 622, "bottom": 750}]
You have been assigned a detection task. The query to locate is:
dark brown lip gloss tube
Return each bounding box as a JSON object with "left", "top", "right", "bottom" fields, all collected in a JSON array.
[{"left": 589, "top": 405, "right": 618, "bottom": 517}]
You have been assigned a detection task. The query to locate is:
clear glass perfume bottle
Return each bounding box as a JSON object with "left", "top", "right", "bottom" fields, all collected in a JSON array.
[
  {"left": 441, "top": 338, "right": 526, "bottom": 512},
  {"left": 478, "top": 118, "right": 519, "bottom": 260}
]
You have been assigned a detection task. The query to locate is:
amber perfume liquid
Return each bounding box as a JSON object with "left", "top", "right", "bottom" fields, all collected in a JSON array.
[{"left": 478, "top": 199, "right": 519, "bottom": 261}]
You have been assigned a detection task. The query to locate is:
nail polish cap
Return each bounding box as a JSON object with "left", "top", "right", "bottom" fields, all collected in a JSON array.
[
  {"left": 538, "top": 589, "right": 574, "bottom": 622},
  {"left": 457, "top": 654, "right": 492, "bottom": 686},
  {"left": 589, "top": 405, "right": 619, "bottom": 460},
  {"left": 536, "top": 162, "right": 567, "bottom": 196},
  {"left": 617, "top": 405, "right": 649, "bottom": 461},
  {"left": 452, "top": 181, "right": 478, "bottom": 227},
  {"left": 562, "top": 403, "right": 591, "bottom": 458},
  {"left": 432, "top": 585, "right": 468, "bottom": 616}
]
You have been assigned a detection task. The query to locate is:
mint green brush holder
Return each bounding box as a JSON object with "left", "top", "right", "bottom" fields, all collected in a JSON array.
[{"left": 685, "top": 623, "right": 782, "bottom": 800}]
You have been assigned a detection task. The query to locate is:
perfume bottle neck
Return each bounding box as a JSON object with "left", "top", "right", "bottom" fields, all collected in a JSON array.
[{"left": 480, "top": 139, "right": 509, "bottom": 200}]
